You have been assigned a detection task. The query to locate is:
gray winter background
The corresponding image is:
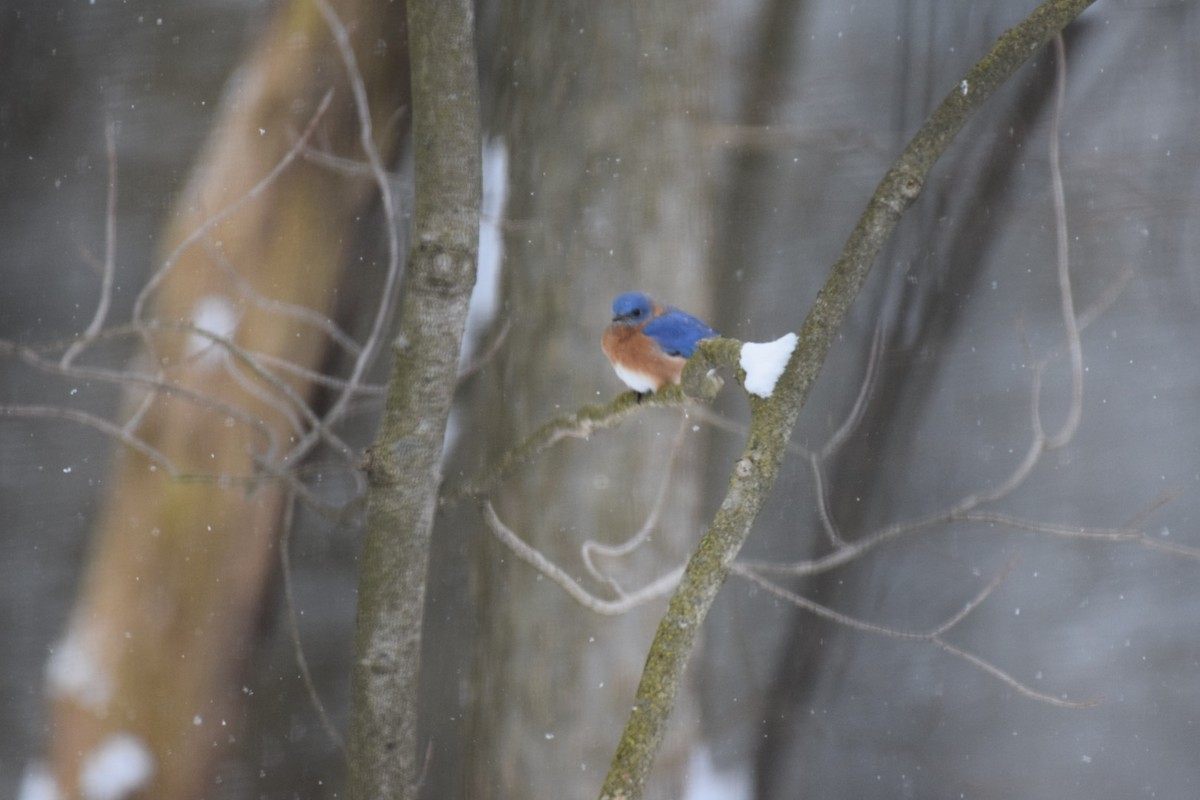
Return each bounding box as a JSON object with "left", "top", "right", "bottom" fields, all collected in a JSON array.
[{"left": 3, "top": 1, "right": 1199, "bottom": 798}]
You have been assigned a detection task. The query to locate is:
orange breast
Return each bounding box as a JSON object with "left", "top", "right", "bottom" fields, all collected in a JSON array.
[{"left": 602, "top": 324, "right": 686, "bottom": 391}]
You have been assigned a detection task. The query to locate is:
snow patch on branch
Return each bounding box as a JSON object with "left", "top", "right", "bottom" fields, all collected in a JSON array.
[{"left": 739, "top": 333, "right": 797, "bottom": 398}]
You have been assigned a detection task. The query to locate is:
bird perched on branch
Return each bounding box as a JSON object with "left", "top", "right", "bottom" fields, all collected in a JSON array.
[{"left": 602, "top": 291, "right": 718, "bottom": 395}]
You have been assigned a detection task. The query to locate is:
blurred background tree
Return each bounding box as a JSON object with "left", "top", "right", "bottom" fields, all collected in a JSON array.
[{"left": 4, "top": 1, "right": 1200, "bottom": 799}]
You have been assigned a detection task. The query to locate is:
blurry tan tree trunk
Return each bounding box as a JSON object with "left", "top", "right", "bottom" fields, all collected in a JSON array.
[
  {"left": 47, "top": 2, "right": 409, "bottom": 798},
  {"left": 467, "top": 3, "right": 718, "bottom": 798}
]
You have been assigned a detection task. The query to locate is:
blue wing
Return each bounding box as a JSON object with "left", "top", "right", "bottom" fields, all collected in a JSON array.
[{"left": 643, "top": 308, "right": 718, "bottom": 357}]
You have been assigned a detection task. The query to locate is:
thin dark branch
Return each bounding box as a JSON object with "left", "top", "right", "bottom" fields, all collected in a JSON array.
[
  {"left": 61, "top": 119, "right": 119, "bottom": 369},
  {"left": 732, "top": 557, "right": 1098, "bottom": 710}
]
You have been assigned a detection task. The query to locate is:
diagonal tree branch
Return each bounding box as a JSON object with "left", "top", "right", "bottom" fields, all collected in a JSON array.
[{"left": 598, "top": 1, "right": 1097, "bottom": 797}]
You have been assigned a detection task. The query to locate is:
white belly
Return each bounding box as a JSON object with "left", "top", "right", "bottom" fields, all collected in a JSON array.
[{"left": 612, "top": 362, "right": 660, "bottom": 393}]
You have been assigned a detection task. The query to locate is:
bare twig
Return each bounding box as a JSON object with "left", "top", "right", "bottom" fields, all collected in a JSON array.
[
  {"left": 1044, "top": 33, "right": 1083, "bottom": 450},
  {"left": 61, "top": 119, "right": 119, "bottom": 369},
  {"left": 580, "top": 417, "right": 689, "bottom": 595},
  {"left": 818, "top": 324, "right": 886, "bottom": 460},
  {"left": 955, "top": 510, "right": 1200, "bottom": 560},
  {"left": 734, "top": 558, "right": 1098, "bottom": 709},
  {"left": 1, "top": 335, "right": 279, "bottom": 462},
  {"left": 279, "top": 492, "right": 347, "bottom": 755},
  {"left": 200, "top": 235, "right": 365, "bottom": 358},
  {"left": 139, "top": 320, "right": 359, "bottom": 459},
  {"left": 132, "top": 90, "right": 335, "bottom": 326},
  {"left": 0, "top": 404, "right": 178, "bottom": 477},
  {"left": 811, "top": 325, "right": 886, "bottom": 547},
  {"left": 931, "top": 639, "right": 1098, "bottom": 709},
  {"left": 291, "top": 0, "right": 405, "bottom": 466},
  {"left": 483, "top": 502, "right": 683, "bottom": 615},
  {"left": 2, "top": 316, "right": 374, "bottom": 475},
  {"left": 454, "top": 385, "right": 697, "bottom": 501},
  {"left": 241, "top": 349, "right": 387, "bottom": 397}
]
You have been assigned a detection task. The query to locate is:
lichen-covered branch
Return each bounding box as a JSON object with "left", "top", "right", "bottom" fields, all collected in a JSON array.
[
  {"left": 598, "top": 1, "right": 1096, "bottom": 796},
  {"left": 456, "top": 356, "right": 728, "bottom": 501}
]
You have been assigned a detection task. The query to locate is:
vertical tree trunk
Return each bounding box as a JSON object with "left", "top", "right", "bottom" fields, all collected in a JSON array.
[
  {"left": 47, "top": 2, "right": 409, "bottom": 797},
  {"left": 347, "top": 0, "right": 480, "bottom": 798},
  {"left": 466, "top": 3, "right": 718, "bottom": 798}
]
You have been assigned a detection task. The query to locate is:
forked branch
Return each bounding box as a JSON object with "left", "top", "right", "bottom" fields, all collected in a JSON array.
[{"left": 599, "top": 3, "right": 1098, "bottom": 797}]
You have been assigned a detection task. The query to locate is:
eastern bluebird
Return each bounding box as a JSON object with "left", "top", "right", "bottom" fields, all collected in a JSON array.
[{"left": 602, "top": 291, "right": 718, "bottom": 395}]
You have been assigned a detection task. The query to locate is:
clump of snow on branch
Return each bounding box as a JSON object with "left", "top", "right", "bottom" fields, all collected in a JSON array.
[{"left": 739, "top": 333, "right": 797, "bottom": 398}]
